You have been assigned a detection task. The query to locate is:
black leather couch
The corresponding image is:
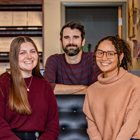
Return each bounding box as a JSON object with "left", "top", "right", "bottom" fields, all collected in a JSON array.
[
  {"left": 54, "top": 71, "right": 140, "bottom": 140},
  {"left": 56, "top": 94, "right": 89, "bottom": 140}
]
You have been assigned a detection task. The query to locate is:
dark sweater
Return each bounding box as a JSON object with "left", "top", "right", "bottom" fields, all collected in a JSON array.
[
  {"left": 43, "top": 52, "right": 100, "bottom": 89},
  {"left": 0, "top": 72, "right": 59, "bottom": 140}
]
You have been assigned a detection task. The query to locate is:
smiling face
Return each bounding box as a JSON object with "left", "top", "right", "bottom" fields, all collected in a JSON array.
[
  {"left": 95, "top": 40, "right": 124, "bottom": 77},
  {"left": 61, "top": 27, "right": 85, "bottom": 56},
  {"left": 18, "top": 42, "right": 38, "bottom": 77}
]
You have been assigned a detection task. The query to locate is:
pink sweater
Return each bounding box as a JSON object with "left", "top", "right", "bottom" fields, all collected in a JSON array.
[{"left": 83, "top": 68, "right": 140, "bottom": 140}]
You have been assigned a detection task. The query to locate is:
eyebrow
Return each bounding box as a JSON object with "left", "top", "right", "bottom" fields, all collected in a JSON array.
[
  {"left": 97, "top": 49, "right": 116, "bottom": 52},
  {"left": 19, "top": 48, "right": 36, "bottom": 51}
]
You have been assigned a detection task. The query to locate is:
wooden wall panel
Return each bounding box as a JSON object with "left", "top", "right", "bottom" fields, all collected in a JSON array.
[{"left": 0, "top": 0, "right": 42, "bottom": 4}]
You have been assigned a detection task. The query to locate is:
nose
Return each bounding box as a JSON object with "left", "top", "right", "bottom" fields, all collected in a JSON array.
[
  {"left": 69, "top": 37, "right": 73, "bottom": 44},
  {"left": 26, "top": 52, "right": 32, "bottom": 58},
  {"left": 102, "top": 52, "right": 108, "bottom": 60}
]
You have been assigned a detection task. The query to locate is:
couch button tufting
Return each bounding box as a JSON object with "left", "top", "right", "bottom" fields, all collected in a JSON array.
[
  {"left": 73, "top": 109, "right": 77, "bottom": 113},
  {"left": 56, "top": 95, "right": 89, "bottom": 140},
  {"left": 62, "top": 127, "right": 65, "bottom": 130}
]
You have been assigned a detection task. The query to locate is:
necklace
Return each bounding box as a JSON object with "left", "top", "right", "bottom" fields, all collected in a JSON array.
[{"left": 26, "top": 76, "right": 33, "bottom": 92}]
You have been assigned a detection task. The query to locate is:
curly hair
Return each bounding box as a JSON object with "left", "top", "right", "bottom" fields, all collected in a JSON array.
[{"left": 94, "top": 35, "right": 132, "bottom": 70}]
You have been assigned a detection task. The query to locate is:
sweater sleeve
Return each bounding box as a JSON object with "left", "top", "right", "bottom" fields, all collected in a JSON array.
[
  {"left": 116, "top": 90, "right": 140, "bottom": 140},
  {"left": 39, "top": 85, "right": 59, "bottom": 140},
  {"left": 83, "top": 93, "right": 102, "bottom": 140},
  {"left": 43, "top": 55, "right": 58, "bottom": 89},
  {"left": 0, "top": 88, "right": 20, "bottom": 140}
]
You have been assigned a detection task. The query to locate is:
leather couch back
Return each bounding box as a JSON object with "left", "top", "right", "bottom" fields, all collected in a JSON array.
[{"left": 56, "top": 94, "right": 89, "bottom": 140}]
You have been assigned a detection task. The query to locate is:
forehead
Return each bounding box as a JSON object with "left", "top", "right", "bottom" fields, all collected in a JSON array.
[
  {"left": 98, "top": 40, "right": 116, "bottom": 51},
  {"left": 63, "top": 27, "right": 81, "bottom": 36},
  {"left": 20, "top": 42, "right": 35, "bottom": 50}
]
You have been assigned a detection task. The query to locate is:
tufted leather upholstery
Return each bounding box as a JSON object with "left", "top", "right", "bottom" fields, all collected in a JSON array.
[
  {"left": 56, "top": 94, "right": 89, "bottom": 140},
  {"left": 54, "top": 71, "right": 140, "bottom": 140}
]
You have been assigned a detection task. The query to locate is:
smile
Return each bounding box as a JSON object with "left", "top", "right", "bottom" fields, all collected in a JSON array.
[{"left": 100, "top": 61, "right": 112, "bottom": 66}]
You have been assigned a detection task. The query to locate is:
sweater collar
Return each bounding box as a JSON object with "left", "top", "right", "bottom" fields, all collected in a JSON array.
[{"left": 98, "top": 67, "right": 127, "bottom": 84}]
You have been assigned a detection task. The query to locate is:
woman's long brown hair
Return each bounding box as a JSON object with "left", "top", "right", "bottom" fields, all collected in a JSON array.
[{"left": 9, "top": 36, "right": 43, "bottom": 114}]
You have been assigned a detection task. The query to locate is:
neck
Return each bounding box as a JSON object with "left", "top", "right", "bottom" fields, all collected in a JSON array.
[
  {"left": 103, "top": 68, "right": 119, "bottom": 78},
  {"left": 65, "top": 51, "right": 82, "bottom": 64},
  {"left": 21, "top": 71, "right": 32, "bottom": 78}
]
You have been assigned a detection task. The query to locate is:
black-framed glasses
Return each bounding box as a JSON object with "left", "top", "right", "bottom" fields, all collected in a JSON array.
[{"left": 95, "top": 49, "right": 117, "bottom": 59}]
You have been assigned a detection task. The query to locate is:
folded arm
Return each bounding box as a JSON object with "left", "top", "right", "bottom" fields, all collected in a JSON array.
[{"left": 54, "top": 84, "right": 88, "bottom": 94}]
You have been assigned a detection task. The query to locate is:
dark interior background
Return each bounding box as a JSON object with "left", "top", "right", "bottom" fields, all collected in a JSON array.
[{"left": 66, "top": 6, "right": 118, "bottom": 52}]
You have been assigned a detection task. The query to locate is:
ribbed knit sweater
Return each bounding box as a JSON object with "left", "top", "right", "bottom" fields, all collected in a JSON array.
[
  {"left": 83, "top": 68, "right": 140, "bottom": 140},
  {"left": 0, "top": 72, "right": 59, "bottom": 140}
]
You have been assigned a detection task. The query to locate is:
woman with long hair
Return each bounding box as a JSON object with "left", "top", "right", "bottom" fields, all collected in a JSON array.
[{"left": 0, "top": 36, "right": 59, "bottom": 140}]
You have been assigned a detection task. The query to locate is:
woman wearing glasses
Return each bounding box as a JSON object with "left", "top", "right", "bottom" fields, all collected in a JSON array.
[{"left": 83, "top": 35, "right": 140, "bottom": 140}]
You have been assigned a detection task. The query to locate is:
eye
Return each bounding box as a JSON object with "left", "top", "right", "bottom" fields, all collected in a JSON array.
[
  {"left": 63, "top": 36, "right": 70, "bottom": 39},
  {"left": 96, "top": 50, "right": 103, "bottom": 55},
  {"left": 30, "top": 49, "right": 37, "bottom": 54},
  {"left": 73, "top": 35, "right": 80, "bottom": 39},
  {"left": 107, "top": 51, "right": 115, "bottom": 56},
  {"left": 19, "top": 51, "right": 26, "bottom": 55}
]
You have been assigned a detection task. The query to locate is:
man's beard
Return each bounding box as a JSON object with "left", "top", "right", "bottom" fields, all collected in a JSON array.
[{"left": 62, "top": 44, "right": 82, "bottom": 56}]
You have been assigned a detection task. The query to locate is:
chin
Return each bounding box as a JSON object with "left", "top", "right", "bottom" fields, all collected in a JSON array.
[{"left": 99, "top": 67, "right": 110, "bottom": 73}]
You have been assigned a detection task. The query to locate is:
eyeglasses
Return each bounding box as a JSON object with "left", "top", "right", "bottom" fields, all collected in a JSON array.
[{"left": 95, "top": 49, "right": 117, "bottom": 59}]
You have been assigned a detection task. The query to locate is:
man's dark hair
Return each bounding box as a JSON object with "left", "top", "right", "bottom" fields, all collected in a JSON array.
[{"left": 60, "top": 21, "right": 85, "bottom": 41}]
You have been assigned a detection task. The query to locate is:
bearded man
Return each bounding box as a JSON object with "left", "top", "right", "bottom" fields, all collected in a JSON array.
[{"left": 43, "top": 21, "right": 100, "bottom": 94}]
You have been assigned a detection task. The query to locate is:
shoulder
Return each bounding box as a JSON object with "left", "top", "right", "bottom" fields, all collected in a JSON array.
[
  {"left": 87, "top": 80, "right": 99, "bottom": 91},
  {"left": 82, "top": 52, "right": 96, "bottom": 66},
  {"left": 47, "top": 54, "right": 64, "bottom": 61},
  {"left": 46, "top": 54, "right": 65, "bottom": 65},
  {"left": 82, "top": 52, "right": 95, "bottom": 61},
  {"left": 0, "top": 72, "right": 10, "bottom": 96},
  {"left": 33, "top": 76, "right": 54, "bottom": 96},
  {"left": 121, "top": 71, "right": 140, "bottom": 97},
  {"left": 85, "top": 81, "right": 99, "bottom": 100},
  {"left": 113, "top": 69, "right": 140, "bottom": 91},
  {"left": 126, "top": 71, "right": 140, "bottom": 86},
  {"left": 82, "top": 52, "right": 94, "bottom": 57},
  {"left": 33, "top": 76, "right": 52, "bottom": 88},
  {"left": 0, "top": 72, "right": 10, "bottom": 84}
]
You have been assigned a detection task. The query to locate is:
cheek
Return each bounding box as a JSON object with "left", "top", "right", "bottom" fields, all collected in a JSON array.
[
  {"left": 113, "top": 61, "right": 119, "bottom": 68},
  {"left": 34, "top": 55, "right": 39, "bottom": 61},
  {"left": 96, "top": 57, "right": 100, "bottom": 62},
  {"left": 76, "top": 39, "right": 82, "bottom": 44},
  {"left": 96, "top": 58, "right": 101, "bottom": 67},
  {"left": 112, "top": 57, "right": 119, "bottom": 65},
  {"left": 18, "top": 56, "right": 23, "bottom": 62},
  {"left": 61, "top": 41, "right": 67, "bottom": 47},
  {"left": 62, "top": 39, "right": 68, "bottom": 44}
]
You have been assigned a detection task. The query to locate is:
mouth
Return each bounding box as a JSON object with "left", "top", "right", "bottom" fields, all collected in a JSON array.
[
  {"left": 66, "top": 44, "right": 77, "bottom": 48},
  {"left": 100, "top": 61, "right": 112, "bottom": 66},
  {"left": 24, "top": 61, "right": 33, "bottom": 64},
  {"left": 67, "top": 46, "right": 77, "bottom": 49}
]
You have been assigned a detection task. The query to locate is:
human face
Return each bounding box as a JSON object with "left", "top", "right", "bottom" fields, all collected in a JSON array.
[
  {"left": 95, "top": 40, "right": 123, "bottom": 77},
  {"left": 61, "top": 27, "right": 85, "bottom": 56},
  {"left": 18, "top": 42, "right": 38, "bottom": 77}
]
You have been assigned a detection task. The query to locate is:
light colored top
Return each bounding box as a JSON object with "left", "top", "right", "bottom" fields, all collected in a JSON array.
[{"left": 83, "top": 68, "right": 140, "bottom": 140}]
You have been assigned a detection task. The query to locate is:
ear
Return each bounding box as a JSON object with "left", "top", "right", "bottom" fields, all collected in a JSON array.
[
  {"left": 82, "top": 38, "right": 86, "bottom": 46},
  {"left": 119, "top": 53, "right": 124, "bottom": 64}
]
